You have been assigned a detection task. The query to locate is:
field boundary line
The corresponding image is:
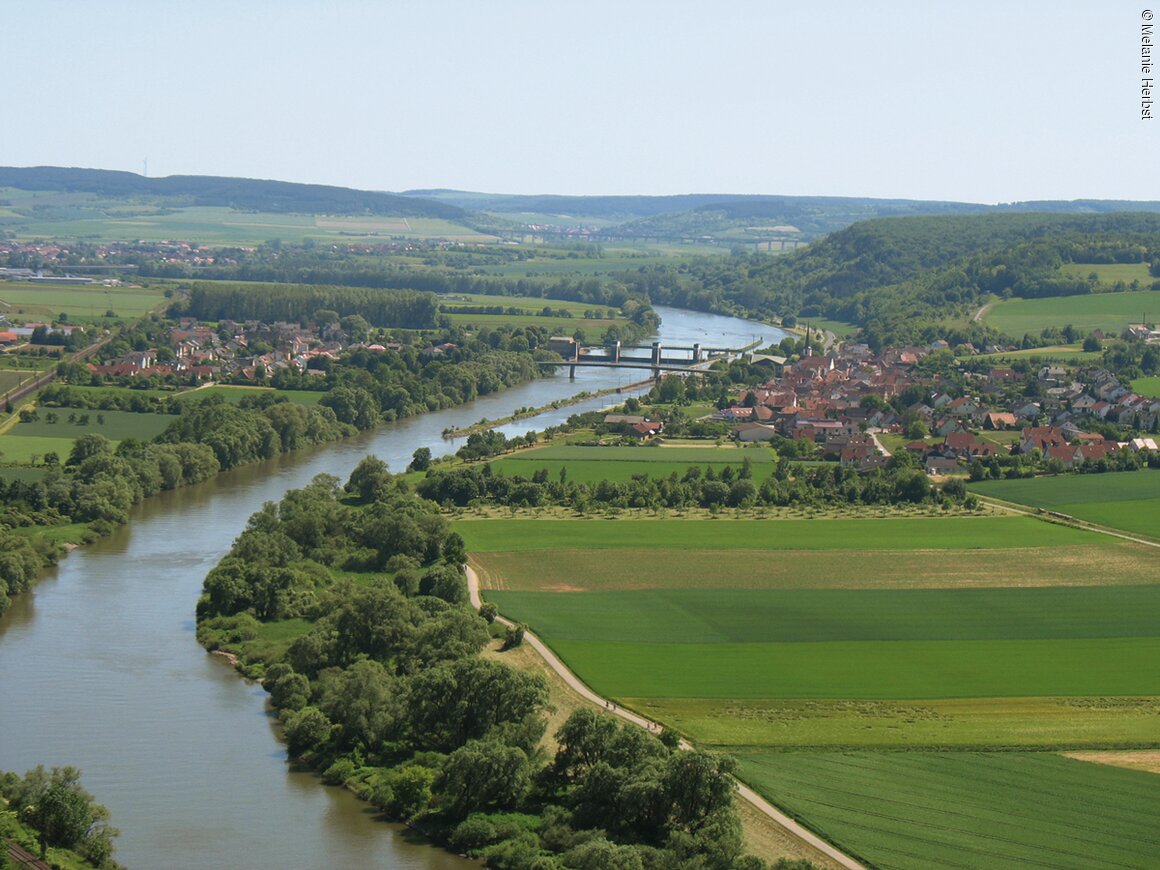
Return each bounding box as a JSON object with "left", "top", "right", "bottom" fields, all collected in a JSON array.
[
  {"left": 977, "top": 495, "right": 1160, "bottom": 549},
  {"left": 465, "top": 565, "right": 867, "bottom": 870}
]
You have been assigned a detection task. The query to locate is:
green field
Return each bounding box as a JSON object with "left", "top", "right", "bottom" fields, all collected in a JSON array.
[
  {"left": 490, "top": 443, "right": 778, "bottom": 484},
  {"left": 969, "top": 470, "right": 1160, "bottom": 539},
  {"left": 457, "top": 514, "right": 1108, "bottom": 553},
  {"left": 1, "top": 201, "right": 499, "bottom": 245},
  {"left": 984, "top": 290, "right": 1158, "bottom": 336},
  {"left": 636, "top": 697, "right": 1160, "bottom": 750},
  {"left": 173, "top": 385, "right": 323, "bottom": 406},
  {"left": 0, "top": 410, "right": 176, "bottom": 462},
  {"left": 735, "top": 751, "right": 1160, "bottom": 870},
  {"left": 1131, "top": 376, "right": 1160, "bottom": 398},
  {"left": 0, "top": 281, "right": 166, "bottom": 321},
  {"left": 467, "top": 512, "right": 1160, "bottom": 866},
  {"left": 1060, "top": 261, "right": 1155, "bottom": 287}
]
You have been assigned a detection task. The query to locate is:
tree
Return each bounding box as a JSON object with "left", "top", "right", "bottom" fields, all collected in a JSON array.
[
  {"left": 67, "top": 433, "right": 112, "bottom": 466},
  {"left": 438, "top": 738, "right": 532, "bottom": 819},
  {"left": 345, "top": 455, "right": 392, "bottom": 502},
  {"left": 4, "top": 766, "right": 117, "bottom": 863},
  {"left": 408, "top": 447, "right": 432, "bottom": 472}
]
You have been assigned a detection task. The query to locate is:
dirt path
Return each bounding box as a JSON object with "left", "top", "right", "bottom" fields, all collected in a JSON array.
[
  {"left": 972, "top": 300, "right": 997, "bottom": 323},
  {"left": 466, "top": 565, "right": 866, "bottom": 870},
  {"left": 978, "top": 496, "right": 1160, "bottom": 549}
]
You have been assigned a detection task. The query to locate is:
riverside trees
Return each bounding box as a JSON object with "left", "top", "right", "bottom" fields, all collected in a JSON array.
[
  {"left": 197, "top": 461, "right": 765, "bottom": 869},
  {"left": 0, "top": 766, "right": 118, "bottom": 867}
]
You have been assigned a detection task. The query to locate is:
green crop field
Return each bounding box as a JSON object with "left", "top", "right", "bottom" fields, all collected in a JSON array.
[
  {"left": 735, "top": 751, "right": 1160, "bottom": 870},
  {"left": 0, "top": 410, "right": 177, "bottom": 463},
  {"left": 969, "top": 470, "right": 1160, "bottom": 539},
  {"left": 1131, "top": 376, "right": 1160, "bottom": 398},
  {"left": 0, "top": 281, "right": 166, "bottom": 321},
  {"left": 2, "top": 203, "right": 499, "bottom": 245},
  {"left": 637, "top": 697, "right": 1160, "bottom": 750},
  {"left": 1059, "top": 261, "right": 1155, "bottom": 287},
  {"left": 984, "top": 290, "right": 1158, "bottom": 336},
  {"left": 457, "top": 514, "right": 1107, "bottom": 553},
  {"left": 473, "top": 542, "right": 1159, "bottom": 593},
  {"left": 511, "top": 444, "right": 776, "bottom": 464},
  {"left": 173, "top": 385, "right": 324, "bottom": 406},
  {"left": 490, "top": 443, "right": 777, "bottom": 484}
]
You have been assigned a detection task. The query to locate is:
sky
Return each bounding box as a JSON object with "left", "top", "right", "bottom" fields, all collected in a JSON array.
[{"left": 3, "top": 0, "right": 1155, "bottom": 203}]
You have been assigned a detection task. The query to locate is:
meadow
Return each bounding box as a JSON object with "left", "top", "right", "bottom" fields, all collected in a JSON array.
[
  {"left": 0, "top": 281, "right": 166, "bottom": 321},
  {"left": 969, "top": 470, "right": 1160, "bottom": 539},
  {"left": 173, "top": 385, "right": 323, "bottom": 406},
  {"left": 457, "top": 514, "right": 1107, "bottom": 553},
  {"left": 734, "top": 751, "right": 1160, "bottom": 870},
  {"left": 489, "top": 442, "right": 778, "bottom": 483},
  {"left": 984, "top": 289, "right": 1158, "bottom": 336},
  {"left": 2, "top": 203, "right": 499, "bottom": 245},
  {"left": 1130, "top": 376, "right": 1160, "bottom": 398},
  {"left": 464, "top": 512, "right": 1160, "bottom": 867},
  {"left": 0, "top": 410, "right": 176, "bottom": 462},
  {"left": 1059, "top": 261, "right": 1154, "bottom": 287}
]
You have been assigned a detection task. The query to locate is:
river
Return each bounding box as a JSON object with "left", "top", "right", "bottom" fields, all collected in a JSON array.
[{"left": 0, "top": 307, "right": 785, "bottom": 869}]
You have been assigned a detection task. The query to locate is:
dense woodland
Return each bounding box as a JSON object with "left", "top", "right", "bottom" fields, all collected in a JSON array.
[{"left": 196, "top": 470, "right": 772, "bottom": 870}]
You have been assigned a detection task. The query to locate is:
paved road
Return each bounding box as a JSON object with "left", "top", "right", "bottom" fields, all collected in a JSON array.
[{"left": 466, "top": 565, "right": 866, "bottom": 870}]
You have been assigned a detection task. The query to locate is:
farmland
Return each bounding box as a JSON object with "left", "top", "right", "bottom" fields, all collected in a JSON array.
[
  {"left": 1130, "top": 376, "right": 1160, "bottom": 398},
  {"left": 489, "top": 442, "right": 777, "bottom": 483},
  {"left": 437, "top": 293, "right": 624, "bottom": 332},
  {"left": 969, "top": 469, "right": 1160, "bottom": 539},
  {"left": 0, "top": 200, "right": 500, "bottom": 245},
  {"left": 0, "top": 280, "right": 167, "bottom": 322},
  {"left": 983, "top": 289, "right": 1158, "bottom": 336},
  {"left": 1059, "top": 261, "right": 1154, "bottom": 287},
  {"left": 464, "top": 513, "right": 1160, "bottom": 867},
  {"left": 0, "top": 410, "right": 176, "bottom": 462},
  {"left": 734, "top": 751, "right": 1160, "bottom": 870}
]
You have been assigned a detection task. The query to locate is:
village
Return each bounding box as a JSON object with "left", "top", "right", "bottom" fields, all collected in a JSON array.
[{"left": 709, "top": 339, "right": 1160, "bottom": 475}]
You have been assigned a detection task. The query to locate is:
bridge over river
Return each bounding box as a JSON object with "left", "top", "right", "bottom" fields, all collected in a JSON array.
[{"left": 542, "top": 338, "right": 761, "bottom": 378}]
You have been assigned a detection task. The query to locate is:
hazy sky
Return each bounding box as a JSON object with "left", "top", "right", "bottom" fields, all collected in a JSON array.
[{"left": 3, "top": 1, "right": 1154, "bottom": 203}]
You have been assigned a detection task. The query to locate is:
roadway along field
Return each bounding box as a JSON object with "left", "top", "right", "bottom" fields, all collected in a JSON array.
[
  {"left": 969, "top": 469, "right": 1160, "bottom": 540},
  {"left": 462, "top": 513, "right": 1160, "bottom": 868},
  {"left": 734, "top": 751, "right": 1160, "bottom": 870}
]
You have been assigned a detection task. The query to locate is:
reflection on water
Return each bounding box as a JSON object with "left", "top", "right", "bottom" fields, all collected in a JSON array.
[{"left": 0, "top": 308, "right": 784, "bottom": 869}]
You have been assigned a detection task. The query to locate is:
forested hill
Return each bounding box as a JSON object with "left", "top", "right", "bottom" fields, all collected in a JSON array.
[
  {"left": 402, "top": 189, "right": 1160, "bottom": 240},
  {"left": 0, "top": 166, "right": 467, "bottom": 219},
  {"left": 645, "top": 211, "right": 1160, "bottom": 347}
]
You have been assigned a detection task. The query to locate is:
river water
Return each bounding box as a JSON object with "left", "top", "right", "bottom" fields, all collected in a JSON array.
[{"left": 0, "top": 308, "right": 784, "bottom": 869}]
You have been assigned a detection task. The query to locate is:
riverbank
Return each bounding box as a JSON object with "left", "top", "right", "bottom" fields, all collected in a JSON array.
[
  {"left": 439, "top": 378, "right": 654, "bottom": 439},
  {"left": 0, "top": 306, "right": 790, "bottom": 868}
]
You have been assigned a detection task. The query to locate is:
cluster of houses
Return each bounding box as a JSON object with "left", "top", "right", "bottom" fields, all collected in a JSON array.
[
  {"left": 85, "top": 318, "right": 410, "bottom": 384},
  {"left": 716, "top": 341, "right": 1160, "bottom": 474}
]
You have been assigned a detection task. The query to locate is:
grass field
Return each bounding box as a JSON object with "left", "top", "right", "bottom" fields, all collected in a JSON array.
[
  {"left": 2, "top": 202, "right": 500, "bottom": 245},
  {"left": 984, "top": 290, "right": 1158, "bottom": 336},
  {"left": 734, "top": 751, "right": 1160, "bottom": 870},
  {"left": 635, "top": 697, "right": 1160, "bottom": 750},
  {"left": 969, "top": 470, "right": 1160, "bottom": 539},
  {"left": 457, "top": 514, "right": 1110, "bottom": 553},
  {"left": 0, "top": 370, "right": 38, "bottom": 395},
  {"left": 490, "top": 442, "right": 778, "bottom": 483},
  {"left": 0, "top": 281, "right": 166, "bottom": 321},
  {"left": 1130, "top": 376, "right": 1160, "bottom": 398},
  {"left": 0, "top": 410, "right": 176, "bottom": 462},
  {"left": 173, "top": 385, "right": 324, "bottom": 406},
  {"left": 1059, "top": 261, "right": 1155, "bottom": 287}
]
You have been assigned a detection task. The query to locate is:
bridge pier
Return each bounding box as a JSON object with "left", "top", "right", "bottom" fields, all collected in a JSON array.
[
  {"left": 652, "top": 341, "right": 662, "bottom": 366},
  {"left": 569, "top": 364, "right": 576, "bottom": 379},
  {"left": 608, "top": 340, "right": 621, "bottom": 363},
  {"left": 692, "top": 343, "right": 702, "bottom": 363}
]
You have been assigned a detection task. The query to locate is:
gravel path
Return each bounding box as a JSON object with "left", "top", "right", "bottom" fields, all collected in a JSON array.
[{"left": 466, "top": 565, "right": 866, "bottom": 870}]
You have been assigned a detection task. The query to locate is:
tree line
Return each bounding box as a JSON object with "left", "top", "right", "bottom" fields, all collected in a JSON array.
[{"left": 196, "top": 467, "right": 775, "bottom": 869}]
